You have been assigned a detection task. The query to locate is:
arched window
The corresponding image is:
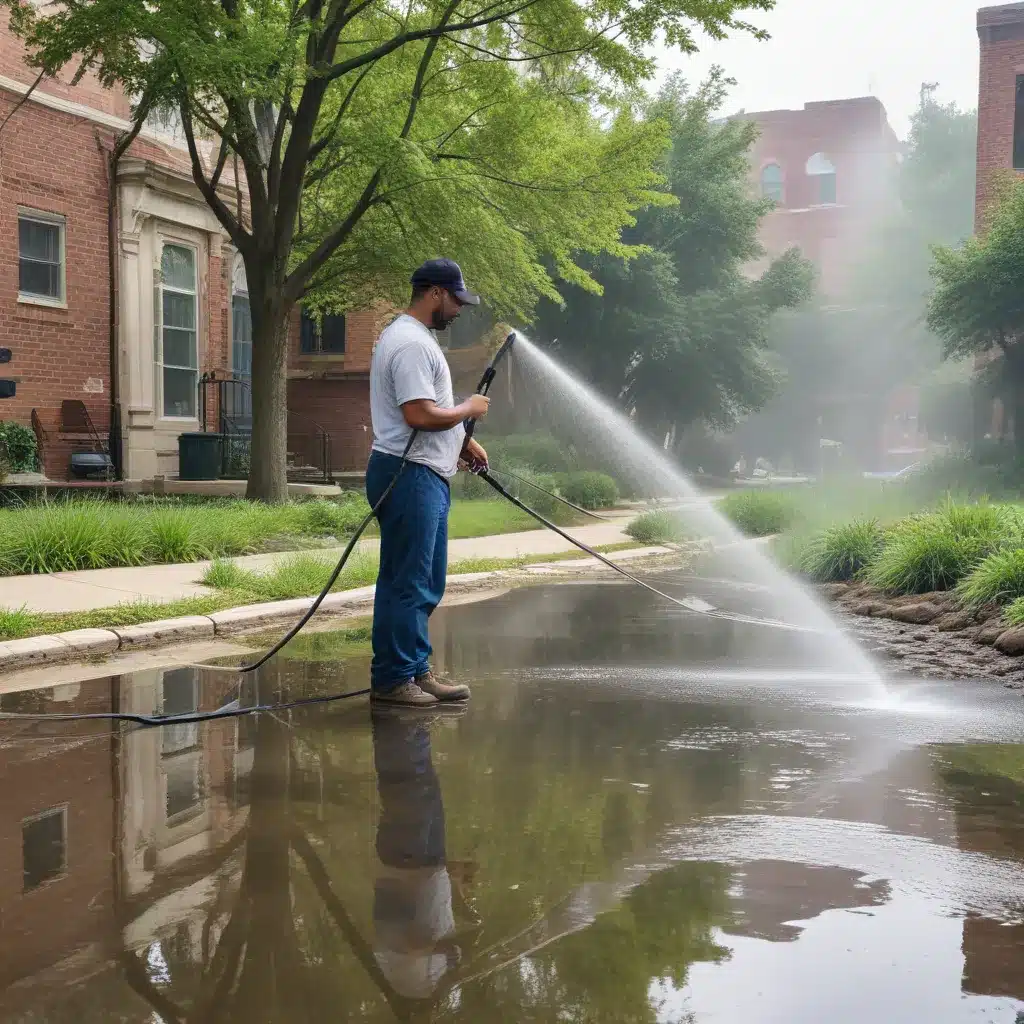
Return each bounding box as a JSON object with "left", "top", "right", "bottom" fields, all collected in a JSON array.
[
  {"left": 760, "top": 163, "right": 784, "bottom": 203},
  {"left": 229, "top": 254, "right": 253, "bottom": 425},
  {"left": 805, "top": 152, "right": 837, "bottom": 205}
]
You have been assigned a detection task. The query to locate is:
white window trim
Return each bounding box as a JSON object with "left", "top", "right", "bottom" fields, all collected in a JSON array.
[
  {"left": 156, "top": 240, "right": 201, "bottom": 422},
  {"left": 17, "top": 208, "right": 67, "bottom": 309},
  {"left": 21, "top": 804, "right": 69, "bottom": 893}
]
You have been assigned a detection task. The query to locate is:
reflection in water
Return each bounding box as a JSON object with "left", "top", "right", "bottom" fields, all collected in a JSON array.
[
  {"left": 0, "top": 584, "right": 1023, "bottom": 1022},
  {"left": 372, "top": 711, "right": 480, "bottom": 1004}
]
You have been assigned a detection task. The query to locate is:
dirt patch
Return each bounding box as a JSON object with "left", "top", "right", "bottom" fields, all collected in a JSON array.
[{"left": 823, "top": 582, "right": 1024, "bottom": 687}]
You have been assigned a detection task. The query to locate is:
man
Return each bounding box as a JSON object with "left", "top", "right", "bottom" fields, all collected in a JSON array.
[{"left": 367, "top": 259, "right": 490, "bottom": 707}]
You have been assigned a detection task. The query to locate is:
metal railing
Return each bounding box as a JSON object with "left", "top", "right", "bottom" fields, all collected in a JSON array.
[{"left": 197, "top": 372, "right": 334, "bottom": 483}]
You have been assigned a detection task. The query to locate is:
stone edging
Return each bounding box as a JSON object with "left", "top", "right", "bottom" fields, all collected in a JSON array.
[{"left": 0, "top": 547, "right": 681, "bottom": 674}]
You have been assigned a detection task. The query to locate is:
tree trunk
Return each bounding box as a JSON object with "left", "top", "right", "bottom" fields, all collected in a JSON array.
[{"left": 246, "top": 297, "right": 291, "bottom": 503}]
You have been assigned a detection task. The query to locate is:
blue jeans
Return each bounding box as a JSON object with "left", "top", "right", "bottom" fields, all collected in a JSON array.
[{"left": 367, "top": 451, "right": 450, "bottom": 692}]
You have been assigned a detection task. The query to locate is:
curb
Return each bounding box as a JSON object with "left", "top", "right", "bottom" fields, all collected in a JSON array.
[{"left": 0, "top": 547, "right": 677, "bottom": 675}]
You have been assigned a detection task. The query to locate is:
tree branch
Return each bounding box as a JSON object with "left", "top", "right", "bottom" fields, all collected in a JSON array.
[
  {"left": 285, "top": 168, "right": 381, "bottom": 302},
  {"left": 324, "top": 0, "right": 545, "bottom": 82},
  {"left": 178, "top": 98, "right": 249, "bottom": 252}
]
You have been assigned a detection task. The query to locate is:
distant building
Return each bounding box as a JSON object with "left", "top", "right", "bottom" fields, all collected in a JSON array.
[
  {"left": 730, "top": 98, "right": 927, "bottom": 472},
  {"left": 735, "top": 96, "right": 901, "bottom": 297},
  {"left": 973, "top": 3, "right": 1024, "bottom": 441}
]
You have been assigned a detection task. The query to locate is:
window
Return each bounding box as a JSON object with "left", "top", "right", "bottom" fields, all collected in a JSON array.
[
  {"left": 299, "top": 310, "right": 346, "bottom": 354},
  {"left": 229, "top": 255, "right": 253, "bottom": 425},
  {"left": 18, "top": 212, "right": 65, "bottom": 304},
  {"left": 805, "top": 152, "right": 837, "bottom": 205},
  {"left": 23, "top": 807, "right": 67, "bottom": 891},
  {"left": 165, "top": 757, "right": 204, "bottom": 822},
  {"left": 156, "top": 244, "right": 199, "bottom": 418},
  {"left": 160, "top": 668, "right": 199, "bottom": 755},
  {"left": 1015, "top": 75, "right": 1024, "bottom": 170},
  {"left": 760, "top": 163, "right": 784, "bottom": 203}
]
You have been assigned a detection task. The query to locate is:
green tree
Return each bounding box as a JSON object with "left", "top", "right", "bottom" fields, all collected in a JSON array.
[
  {"left": 3, "top": 0, "right": 775, "bottom": 501},
  {"left": 928, "top": 177, "right": 1024, "bottom": 458},
  {"left": 534, "top": 71, "right": 813, "bottom": 443}
]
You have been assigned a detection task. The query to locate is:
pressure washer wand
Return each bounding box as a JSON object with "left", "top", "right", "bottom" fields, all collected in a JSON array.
[{"left": 464, "top": 331, "right": 517, "bottom": 444}]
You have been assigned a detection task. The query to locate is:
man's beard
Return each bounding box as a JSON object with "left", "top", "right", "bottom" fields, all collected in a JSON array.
[{"left": 431, "top": 309, "right": 458, "bottom": 331}]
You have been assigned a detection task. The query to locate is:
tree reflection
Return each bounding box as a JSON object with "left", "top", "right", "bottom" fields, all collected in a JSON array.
[{"left": 114, "top": 695, "right": 741, "bottom": 1024}]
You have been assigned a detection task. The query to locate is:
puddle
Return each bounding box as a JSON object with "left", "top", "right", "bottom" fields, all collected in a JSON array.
[{"left": 1, "top": 582, "right": 1024, "bottom": 1022}]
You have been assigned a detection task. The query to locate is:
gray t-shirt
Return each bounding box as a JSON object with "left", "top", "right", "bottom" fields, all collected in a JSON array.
[{"left": 370, "top": 314, "right": 465, "bottom": 478}]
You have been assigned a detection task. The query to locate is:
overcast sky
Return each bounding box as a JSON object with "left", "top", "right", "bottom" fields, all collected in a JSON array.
[{"left": 654, "top": 0, "right": 984, "bottom": 138}]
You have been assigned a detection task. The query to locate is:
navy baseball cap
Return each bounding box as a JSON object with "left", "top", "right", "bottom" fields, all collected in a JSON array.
[{"left": 411, "top": 258, "right": 480, "bottom": 305}]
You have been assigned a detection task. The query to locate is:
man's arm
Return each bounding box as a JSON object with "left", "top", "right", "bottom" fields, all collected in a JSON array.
[{"left": 402, "top": 395, "right": 489, "bottom": 432}]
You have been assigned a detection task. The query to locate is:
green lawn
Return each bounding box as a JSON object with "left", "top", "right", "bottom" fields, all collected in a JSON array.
[
  {"left": 447, "top": 498, "right": 579, "bottom": 538},
  {"left": 0, "top": 542, "right": 644, "bottom": 641}
]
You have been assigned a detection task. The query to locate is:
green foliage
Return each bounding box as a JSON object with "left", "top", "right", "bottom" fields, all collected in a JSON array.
[
  {"left": 488, "top": 433, "right": 578, "bottom": 473},
  {"left": 556, "top": 471, "right": 619, "bottom": 510},
  {"left": 798, "top": 519, "right": 885, "bottom": 582},
  {"left": 719, "top": 489, "right": 795, "bottom": 537},
  {"left": 0, "top": 422, "right": 37, "bottom": 473},
  {"left": 2, "top": 0, "right": 776, "bottom": 500},
  {"left": 1003, "top": 597, "right": 1024, "bottom": 626},
  {"left": 0, "top": 605, "right": 37, "bottom": 640},
  {"left": 957, "top": 548, "right": 1024, "bottom": 608},
  {"left": 536, "top": 70, "right": 812, "bottom": 437},
  {"left": 863, "top": 530, "right": 985, "bottom": 594},
  {"left": 625, "top": 509, "right": 687, "bottom": 545},
  {"left": 918, "top": 359, "right": 976, "bottom": 444},
  {"left": 0, "top": 497, "right": 367, "bottom": 575},
  {"left": 928, "top": 177, "right": 1024, "bottom": 456}
]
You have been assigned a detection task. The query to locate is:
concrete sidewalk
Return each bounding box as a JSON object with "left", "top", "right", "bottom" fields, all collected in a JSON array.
[{"left": 0, "top": 519, "right": 636, "bottom": 614}]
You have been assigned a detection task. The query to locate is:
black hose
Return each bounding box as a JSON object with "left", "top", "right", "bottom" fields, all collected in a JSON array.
[
  {"left": 485, "top": 466, "right": 608, "bottom": 520},
  {"left": 475, "top": 470, "right": 815, "bottom": 634}
]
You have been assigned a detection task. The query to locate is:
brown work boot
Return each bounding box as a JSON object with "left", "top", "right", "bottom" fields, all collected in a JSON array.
[
  {"left": 416, "top": 670, "right": 470, "bottom": 702},
  {"left": 371, "top": 680, "right": 438, "bottom": 708}
]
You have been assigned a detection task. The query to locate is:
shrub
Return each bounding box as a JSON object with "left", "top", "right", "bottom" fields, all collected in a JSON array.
[
  {"left": 626, "top": 509, "right": 687, "bottom": 546},
  {"left": 863, "top": 530, "right": 987, "bottom": 594},
  {"left": 146, "top": 508, "right": 206, "bottom": 563},
  {"left": 488, "top": 432, "right": 576, "bottom": 473},
  {"left": 799, "top": 519, "right": 885, "bottom": 582},
  {"left": 1003, "top": 597, "right": 1024, "bottom": 626},
  {"left": 957, "top": 548, "right": 1024, "bottom": 608},
  {"left": 719, "top": 490, "right": 795, "bottom": 537},
  {"left": 556, "top": 471, "right": 619, "bottom": 510},
  {"left": 0, "top": 422, "right": 37, "bottom": 473}
]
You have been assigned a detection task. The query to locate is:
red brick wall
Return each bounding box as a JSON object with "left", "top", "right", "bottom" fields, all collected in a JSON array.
[
  {"left": 0, "top": 92, "right": 116, "bottom": 477},
  {"left": 739, "top": 97, "right": 900, "bottom": 297},
  {"left": 976, "top": 5, "right": 1024, "bottom": 228},
  {"left": 288, "top": 376, "right": 372, "bottom": 471},
  {"left": 0, "top": 10, "right": 133, "bottom": 121},
  {"left": 0, "top": 683, "right": 115, "bottom": 991}
]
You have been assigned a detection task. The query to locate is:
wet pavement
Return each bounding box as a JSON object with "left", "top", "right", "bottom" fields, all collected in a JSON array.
[{"left": 2, "top": 580, "right": 1024, "bottom": 1023}]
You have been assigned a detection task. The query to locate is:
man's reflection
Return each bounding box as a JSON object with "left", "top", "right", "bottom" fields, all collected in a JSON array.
[{"left": 371, "top": 708, "right": 479, "bottom": 1004}]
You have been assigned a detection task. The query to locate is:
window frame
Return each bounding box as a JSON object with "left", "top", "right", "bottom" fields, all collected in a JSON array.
[
  {"left": 760, "top": 163, "right": 785, "bottom": 204},
  {"left": 18, "top": 209, "right": 67, "bottom": 308},
  {"left": 299, "top": 309, "right": 346, "bottom": 356},
  {"left": 1014, "top": 74, "right": 1024, "bottom": 171},
  {"left": 155, "top": 241, "right": 200, "bottom": 422},
  {"left": 22, "top": 804, "right": 69, "bottom": 893}
]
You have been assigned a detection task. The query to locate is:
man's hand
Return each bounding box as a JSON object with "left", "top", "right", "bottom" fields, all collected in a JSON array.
[
  {"left": 458, "top": 438, "right": 488, "bottom": 473},
  {"left": 465, "top": 394, "right": 490, "bottom": 419}
]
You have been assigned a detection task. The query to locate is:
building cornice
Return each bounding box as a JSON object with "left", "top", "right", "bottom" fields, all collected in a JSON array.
[{"left": 0, "top": 73, "right": 184, "bottom": 149}]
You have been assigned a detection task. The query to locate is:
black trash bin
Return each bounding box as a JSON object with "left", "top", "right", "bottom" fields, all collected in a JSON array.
[{"left": 178, "top": 432, "right": 223, "bottom": 481}]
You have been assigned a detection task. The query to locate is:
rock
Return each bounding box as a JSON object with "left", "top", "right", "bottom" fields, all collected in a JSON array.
[
  {"left": 850, "top": 602, "right": 881, "bottom": 617},
  {"left": 994, "top": 626, "right": 1024, "bottom": 656},
  {"left": 889, "top": 601, "right": 944, "bottom": 625},
  {"left": 976, "top": 621, "right": 1007, "bottom": 645},
  {"left": 934, "top": 611, "right": 977, "bottom": 632}
]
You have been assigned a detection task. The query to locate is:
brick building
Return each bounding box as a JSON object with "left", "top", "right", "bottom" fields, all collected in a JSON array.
[
  {"left": 737, "top": 96, "right": 901, "bottom": 297},
  {"left": 0, "top": 13, "right": 378, "bottom": 481},
  {"left": 973, "top": 3, "right": 1024, "bottom": 441},
  {"left": 729, "top": 97, "right": 929, "bottom": 472}
]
